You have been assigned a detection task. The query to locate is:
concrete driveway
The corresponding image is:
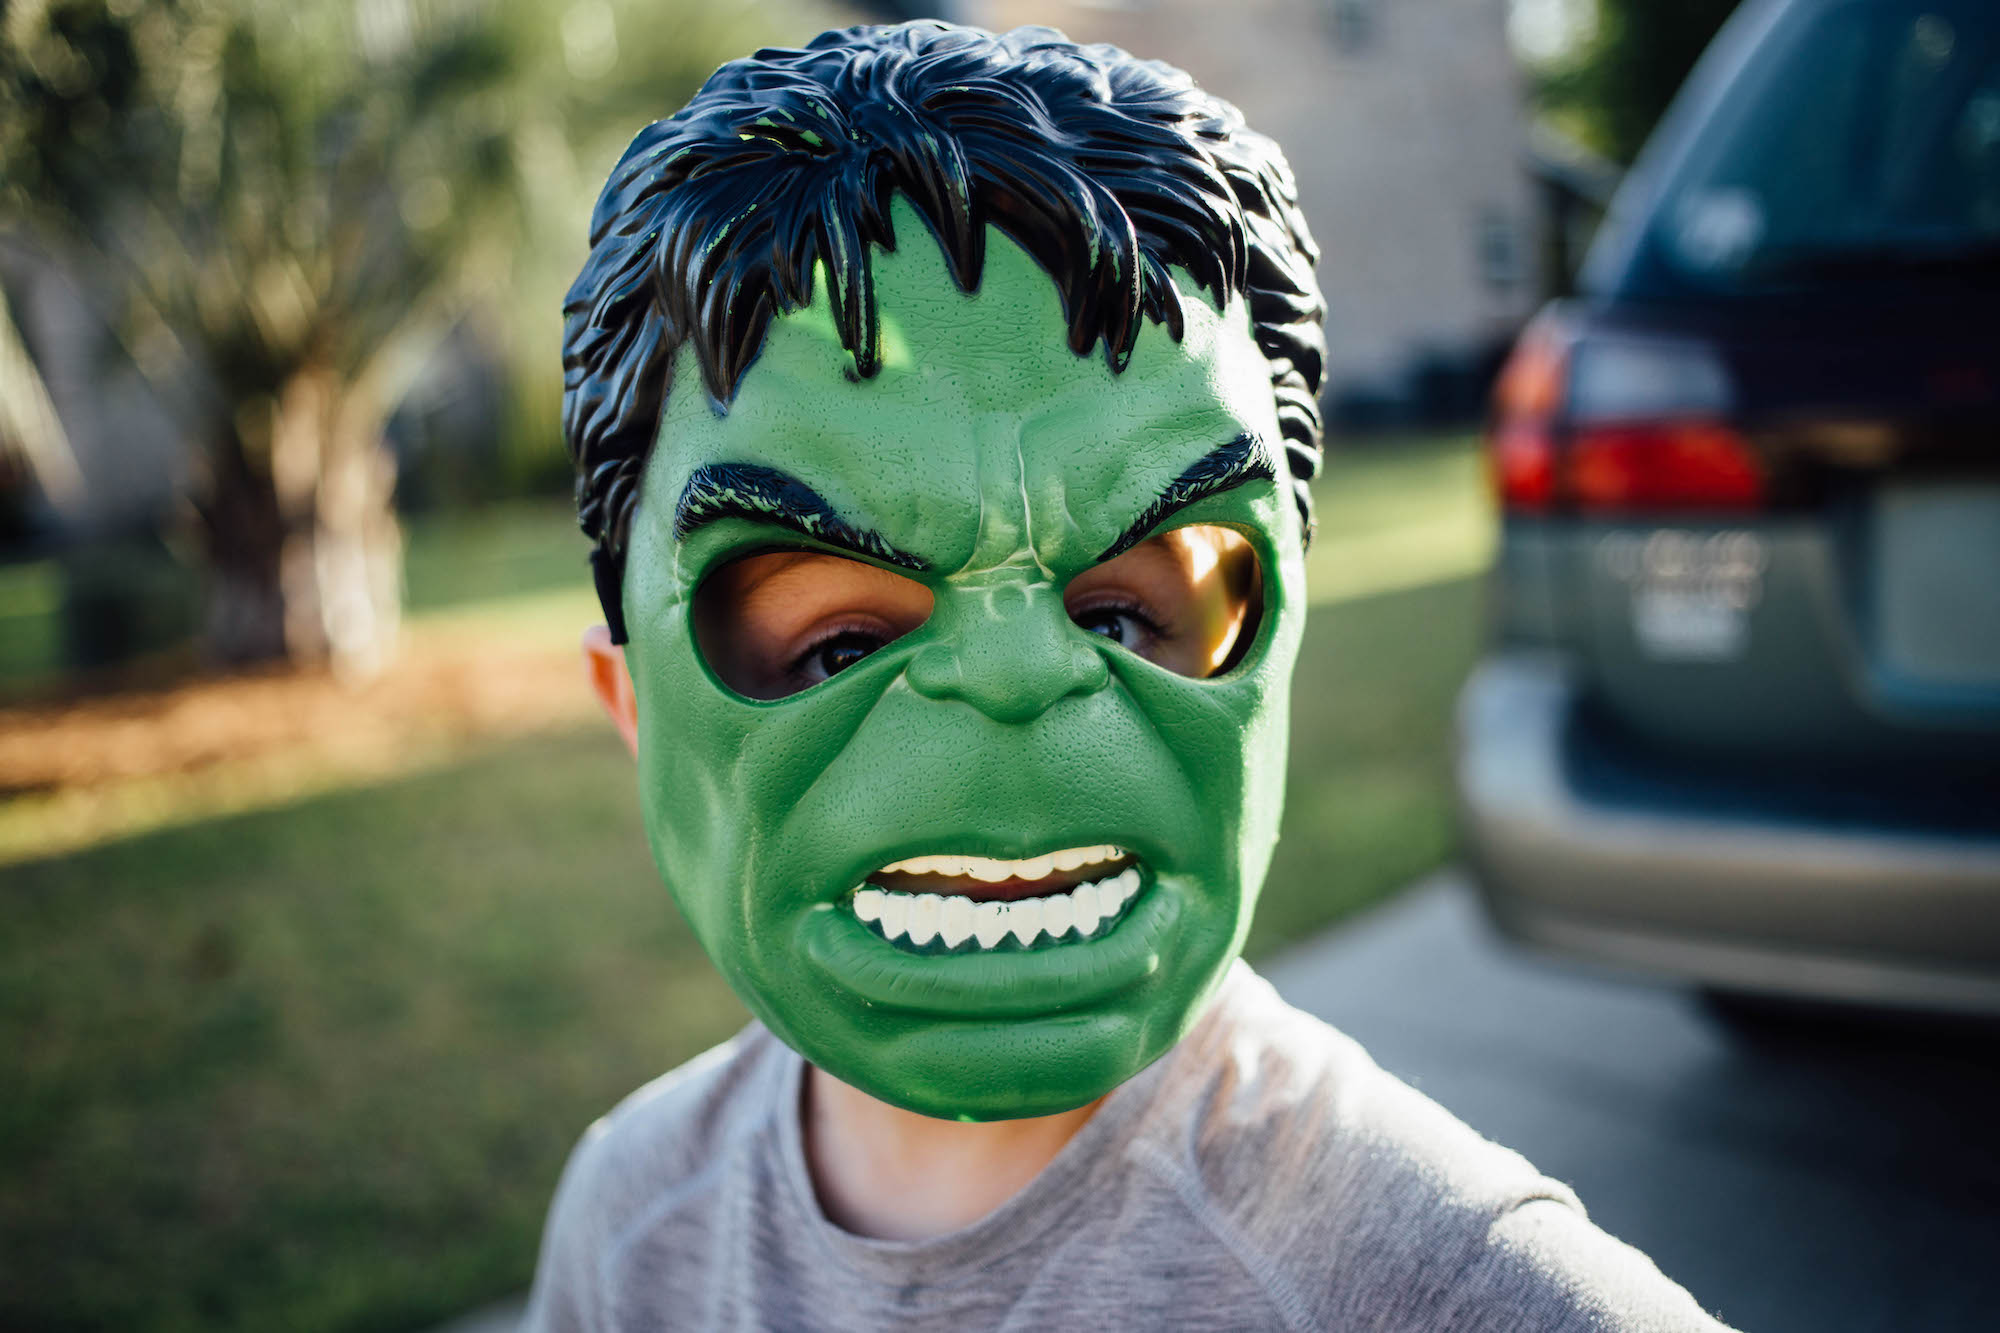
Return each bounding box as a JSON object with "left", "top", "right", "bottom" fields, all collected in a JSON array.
[{"left": 1264, "top": 872, "right": 2000, "bottom": 1333}]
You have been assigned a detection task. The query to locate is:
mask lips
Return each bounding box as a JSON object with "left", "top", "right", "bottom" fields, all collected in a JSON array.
[{"left": 798, "top": 871, "right": 1182, "bottom": 1021}]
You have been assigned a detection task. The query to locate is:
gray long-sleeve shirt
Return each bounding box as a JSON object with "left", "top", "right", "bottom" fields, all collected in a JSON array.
[{"left": 524, "top": 964, "right": 1735, "bottom": 1331}]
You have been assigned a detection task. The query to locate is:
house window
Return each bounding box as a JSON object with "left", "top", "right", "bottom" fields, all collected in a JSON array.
[
  {"left": 1478, "top": 211, "right": 1522, "bottom": 290},
  {"left": 1329, "top": 0, "right": 1376, "bottom": 53}
]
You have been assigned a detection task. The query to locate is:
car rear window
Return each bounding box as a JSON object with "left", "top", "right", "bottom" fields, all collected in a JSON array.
[{"left": 1645, "top": 1, "right": 2000, "bottom": 295}]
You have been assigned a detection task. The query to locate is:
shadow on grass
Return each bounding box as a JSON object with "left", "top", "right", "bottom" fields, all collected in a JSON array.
[{"left": 0, "top": 573, "right": 1481, "bottom": 1333}]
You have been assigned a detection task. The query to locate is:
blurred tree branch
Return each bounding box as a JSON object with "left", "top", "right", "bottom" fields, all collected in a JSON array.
[{"left": 1534, "top": 0, "right": 1743, "bottom": 166}]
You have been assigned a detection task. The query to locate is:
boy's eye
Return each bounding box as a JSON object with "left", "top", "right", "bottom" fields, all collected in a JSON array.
[
  {"left": 695, "top": 550, "right": 934, "bottom": 700},
  {"left": 1071, "top": 606, "right": 1156, "bottom": 649},
  {"left": 803, "top": 630, "right": 887, "bottom": 682},
  {"left": 1063, "top": 524, "right": 1263, "bottom": 678}
]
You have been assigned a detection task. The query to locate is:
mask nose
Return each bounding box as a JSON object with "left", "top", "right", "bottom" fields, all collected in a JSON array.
[{"left": 906, "top": 581, "right": 1110, "bottom": 724}]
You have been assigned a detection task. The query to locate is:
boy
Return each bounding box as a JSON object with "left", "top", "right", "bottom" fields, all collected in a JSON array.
[{"left": 529, "top": 21, "right": 1731, "bottom": 1331}]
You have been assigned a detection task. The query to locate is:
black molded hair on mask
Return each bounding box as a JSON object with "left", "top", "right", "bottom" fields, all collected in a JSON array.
[{"left": 561, "top": 21, "right": 1328, "bottom": 636}]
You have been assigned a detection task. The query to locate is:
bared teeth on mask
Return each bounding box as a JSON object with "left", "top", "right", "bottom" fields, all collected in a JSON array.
[{"left": 849, "top": 860, "right": 1144, "bottom": 954}]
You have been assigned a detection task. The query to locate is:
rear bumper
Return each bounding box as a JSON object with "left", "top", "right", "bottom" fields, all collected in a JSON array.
[{"left": 1454, "top": 654, "right": 2000, "bottom": 1014}]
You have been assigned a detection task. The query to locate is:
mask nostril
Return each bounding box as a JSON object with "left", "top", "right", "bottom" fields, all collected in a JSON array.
[
  {"left": 1071, "top": 643, "right": 1111, "bottom": 693},
  {"left": 905, "top": 643, "right": 963, "bottom": 701}
]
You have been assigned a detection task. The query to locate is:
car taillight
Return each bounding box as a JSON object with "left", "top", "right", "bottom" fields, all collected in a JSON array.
[
  {"left": 1489, "top": 315, "right": 1566, "bottom": 512},
  {"left": 1568, "top": 420, "right": 1764, "bottom": 510},
  {"left": 1492, "top": 420, "right": 1558, "bottom": 511},
  {"left": 1486, "top": 318, "right": 1765, "bottom": 514}
]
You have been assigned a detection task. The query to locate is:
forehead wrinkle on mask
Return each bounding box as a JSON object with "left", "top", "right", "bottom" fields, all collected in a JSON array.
[
  {"left": 951, "top": 414, "right": 1054, "bottom": 582},
  {"left": 1013, "top": 436, "right": 1056, "bottom": 582}
]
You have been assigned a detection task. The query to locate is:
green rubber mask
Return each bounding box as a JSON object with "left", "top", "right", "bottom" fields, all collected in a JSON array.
[{"left": 620, "top": 204, "right": 1304, "bottom": 1120}]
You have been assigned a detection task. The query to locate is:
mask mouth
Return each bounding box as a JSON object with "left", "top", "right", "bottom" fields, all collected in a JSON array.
[{"left": 849, "top": 846, "right": 1145, "bottom": 954}]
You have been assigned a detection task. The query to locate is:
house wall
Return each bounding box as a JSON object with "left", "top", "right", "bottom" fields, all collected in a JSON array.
[{"left": 972, "top": 0, "right": 1541, "bottom": 420}]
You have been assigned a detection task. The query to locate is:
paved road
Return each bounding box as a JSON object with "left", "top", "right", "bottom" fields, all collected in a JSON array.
[{"left": 1265, "top": 873, "right": 2000, "bottom": 1333}]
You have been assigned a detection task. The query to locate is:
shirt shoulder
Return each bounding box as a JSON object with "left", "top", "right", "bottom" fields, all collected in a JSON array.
[
  {"left": 1131, "top": 966, "right": 1734, "bottom": 1332},
  {"left": 521, "top": 1024, "right": 789, "bottom": 1333}
]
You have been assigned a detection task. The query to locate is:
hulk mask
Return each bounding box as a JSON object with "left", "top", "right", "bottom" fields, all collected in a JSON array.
[
  {"left": 561, "top": 22, "right": 1327, "bottom": 1120},
  {"left": 616, "top": 211, "right": 1301, "bottom": 1119}
]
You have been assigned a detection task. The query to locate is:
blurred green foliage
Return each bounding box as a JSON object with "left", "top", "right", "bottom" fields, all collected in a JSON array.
[
  {"left": 1536, "top": 0, "right": 1743, "bottom": 165},
  {"left": 0, "top": 0, "right": 833, "bottom": 433}
]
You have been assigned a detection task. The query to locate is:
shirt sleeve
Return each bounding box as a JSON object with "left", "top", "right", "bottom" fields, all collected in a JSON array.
[
  {"left": 520, "top": 1120, "right": 614, "bottom": 1333},
  {"left": 1439, "top": 1196, "right": 1740, "bottom": 1333}
]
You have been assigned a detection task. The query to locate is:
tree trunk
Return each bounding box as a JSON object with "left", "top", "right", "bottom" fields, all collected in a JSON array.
[
  {"left": 200, "top": 418, "right": 290, "bottom": 667},
  {"left": 198, "top": 366, "right": 401, "bottom": 679}
]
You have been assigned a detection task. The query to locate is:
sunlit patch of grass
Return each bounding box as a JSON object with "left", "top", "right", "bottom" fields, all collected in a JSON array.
[
  {"left": 1307, "top": 433, "right": 1497, "bottom": 605},
  {"left": 0, "top": 601, "right": 603, "bottom": 867},
  {"left": 0, "top": 586, "right": 603, "bottom": 868}
]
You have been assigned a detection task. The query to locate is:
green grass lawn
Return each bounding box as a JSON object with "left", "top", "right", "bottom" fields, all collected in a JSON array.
[
  {"left": 0, "top": 435, "right": 1490, "bottom": 1332},
  {"left": 401, "top": 497, "right": 594, "bottom": 615},
  {"left": 0, "top": 559, "right": 63, "bottom": 685}
]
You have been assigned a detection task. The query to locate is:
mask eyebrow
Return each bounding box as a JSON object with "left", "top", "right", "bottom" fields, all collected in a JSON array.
[
  {"left": 674, "top": 462, "right": 931, "bottom": 572},
  {"left": 1095, "top": 433, "right": 1275, "bottom": 563}
]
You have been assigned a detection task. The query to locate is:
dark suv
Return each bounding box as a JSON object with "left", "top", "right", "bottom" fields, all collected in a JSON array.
[{"left": 1457, "top": 0, "right": 2000, "bottom": 1012}]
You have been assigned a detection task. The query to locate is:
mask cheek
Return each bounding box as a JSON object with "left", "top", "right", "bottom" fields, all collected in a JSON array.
[
  {"left": 1108, "top": 599, "right": 1298, "bottom": 909},
  {"left": 632, "top": 634, "right": 913, "bottom": 971}
]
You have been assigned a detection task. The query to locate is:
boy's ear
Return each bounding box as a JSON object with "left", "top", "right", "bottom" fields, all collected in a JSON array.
[{"left": 582, "top": 625, "right": 639, "bottom": 757}]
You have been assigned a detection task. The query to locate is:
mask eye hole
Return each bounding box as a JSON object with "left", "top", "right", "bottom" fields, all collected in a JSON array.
[
  {"left": 1064, "top": 524, "right": 1264, "bottom": 678},
  {"left": 694, "top": 550, "right": 935, "bottom": 700}
]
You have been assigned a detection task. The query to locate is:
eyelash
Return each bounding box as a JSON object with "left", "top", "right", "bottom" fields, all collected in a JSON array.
[
  {"left": 788, "top": 619, "right": 890, "bottom": 676},
  {"left": 1069, "top": 596, "right": 1166, "bottom": 636}
]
